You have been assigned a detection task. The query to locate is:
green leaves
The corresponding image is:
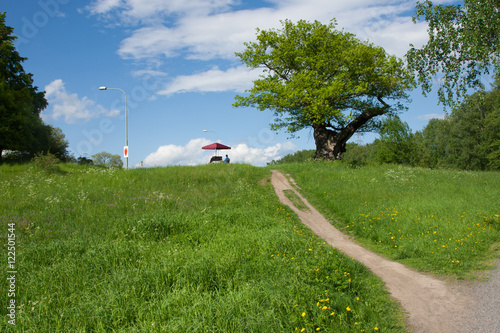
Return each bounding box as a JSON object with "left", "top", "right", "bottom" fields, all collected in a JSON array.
[
  {"left": 407, "top": 0, "right": 500, "bottom": 109},
  {"left": 375, "top": 115, "right": 415, "bottom": 165},
  {"left": 234, "top": 19, "right": 413, "bottom": 135},
  {"left": 0, "top": 12, "right": 50, "bottom": 159},
  {"left": 92, "top": 151, "right": 124, "bottom": 169}
]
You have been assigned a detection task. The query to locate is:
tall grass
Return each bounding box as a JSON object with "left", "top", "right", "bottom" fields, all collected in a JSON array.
[
  {"left": 278, "top": 162, "right": 500, "bottom": 278},
  {"left": 0, "top": 163, "right": 404, "bottom": 332}
]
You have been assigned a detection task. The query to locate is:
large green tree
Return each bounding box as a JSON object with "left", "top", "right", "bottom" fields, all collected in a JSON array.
[
  {"left": 412, "top": 81, "right": 500, "bottom": 171},
  {"left": 406, "top": 0, "right": 500, "bottom": 108},
  {"left": 234, "top": 19, "right": 414, "bottom": 160},
  {"left": 414, "top": 118, "right": 451, "bottom": 168},
  {"left": 374, "top": 115, "right": 415, "bottom": 165},
  {"left": 92, "top": 152, "right": 123, "bottom": 169},
  {"left": 0, "top": 12, "right": 48, "bottom": 160}
]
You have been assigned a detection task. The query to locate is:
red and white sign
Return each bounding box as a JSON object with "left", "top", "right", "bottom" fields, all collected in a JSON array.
[{"left": 124, "top": 146, "right": 129, "bottom": 158}]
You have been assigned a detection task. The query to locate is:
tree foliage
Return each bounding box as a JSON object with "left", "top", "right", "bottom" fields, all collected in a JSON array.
[
  {"left": 267, "top": 149, "right": 315, "bottom": 165},
  {"left": 406, "top": 0, "right": 500, "bottom": 108},
  {"left": 352, "top": 84, "right": 500, "bottom": 170},
  {"left": 92, "top": 152, "right": 123, "bottom": 169},
  {"left": 413, "top": 118, "right": 451, "bottom": 168},
  {"left": 46, "top": 126, "right": 70, "bottom": 160},
  {"left": 234, "top": 19, "right": 414, "bottom": 160},
  {"left": 0, "top": 12, "right": 60, "bottom": 161},
  {"left": 31, "top": 152, "right": 60, "bottom": 172},
  {"left": 374, "top": 115, "right": 415, "bottom": 165}
]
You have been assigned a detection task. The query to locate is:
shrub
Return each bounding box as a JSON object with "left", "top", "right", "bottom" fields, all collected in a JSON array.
[
  {"left": 31, "top": 152, "right": 60, "bottom": 172},
  {"left": 268, "top": 149, "right": 315, "bottom": 165}
]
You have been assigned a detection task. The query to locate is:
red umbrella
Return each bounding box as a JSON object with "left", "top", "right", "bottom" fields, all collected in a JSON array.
[
  {"left": 202, "top": 143, "right": 231, "bottom": 150},
  {"left": 202, "top": 142, "right": 231, "bottom": 162}
]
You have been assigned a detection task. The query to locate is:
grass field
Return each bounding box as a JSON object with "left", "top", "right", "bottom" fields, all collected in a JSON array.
[
  {"left": 0, "top": 163, "right": 403, "bottom": 332},
  {"left": 278, "top": 162, "right": 500, "bottom": 278}
]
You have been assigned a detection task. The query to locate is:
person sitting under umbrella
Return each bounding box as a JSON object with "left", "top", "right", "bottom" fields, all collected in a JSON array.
[
  {"left": 223, "top": 155, "right": 230, "bottom": 163},
  {"left": 202, "top": 142, "right": 231, "bottom": 163}
]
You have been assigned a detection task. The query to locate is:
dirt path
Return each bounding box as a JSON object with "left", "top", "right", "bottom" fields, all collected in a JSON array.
[{"left": 270, "top": 170, "right": 469, "bottom": 333}]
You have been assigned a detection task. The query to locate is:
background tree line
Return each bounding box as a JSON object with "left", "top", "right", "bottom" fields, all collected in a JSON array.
[
  {"left": 271, "top": 78, "right": 500, "bottom": 171},
  {"left": 1, "top": 12, "right": 123, "bottom": 169},
  {"left": 0, "top": 12, "right": 69, "bottom": 163}
]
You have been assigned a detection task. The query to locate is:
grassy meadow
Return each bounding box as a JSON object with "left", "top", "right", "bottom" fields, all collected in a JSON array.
[
  {"left": 278, "top": 163, "right": 500, "bottom": 278},
  {"left": 1, "top": 163, "right": 403, "bottom": 332}
]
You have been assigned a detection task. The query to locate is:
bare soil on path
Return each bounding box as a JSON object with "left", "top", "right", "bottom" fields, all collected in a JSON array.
[{"left": 270, "top": 170, "right": 472, "bottom": 333}]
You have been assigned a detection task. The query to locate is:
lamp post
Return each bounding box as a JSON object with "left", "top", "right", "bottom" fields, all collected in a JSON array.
[
  {"left": 99, "top": 86, "right": 128, "bottom": 169},
  {"left": 202, "top": 129, "right": 219, "bottom": 143}
]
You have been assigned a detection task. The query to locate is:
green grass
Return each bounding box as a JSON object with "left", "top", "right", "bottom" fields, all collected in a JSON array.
[
  {"left": 284, "top": 189, "right": 310, "bottom": 211},
  {"left": 277, "top": 162, "right": 500, "bottom": 278},
  {"left": 0, "top": 163, "right": 403, "bottom": 332}
]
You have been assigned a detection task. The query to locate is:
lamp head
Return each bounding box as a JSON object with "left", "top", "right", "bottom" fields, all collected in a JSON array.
[{"left": 99, "top": 86, "right": 107, "bottom": 90}]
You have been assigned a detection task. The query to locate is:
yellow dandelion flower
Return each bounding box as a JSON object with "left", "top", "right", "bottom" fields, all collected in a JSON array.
[
  {"left": 316, "top": 328, "right": 320, "bottom": 331},
  {"left": 374, "top": 327, "right": 379, "bottom": 331},
  {"left": 346, "top": 306, "right": 351, "bottom": 311},
  {"left": 330, "top": 312, "right": 335, "bottom": 316},
  {"left": 301, "top": 312, "right": 306, "bottom": 317},
  {"left": 301, "top": 329, "right": 305, "bottom": 333},
  {"left": 322, "top": 306, "right": 327, "bottom": 310}
]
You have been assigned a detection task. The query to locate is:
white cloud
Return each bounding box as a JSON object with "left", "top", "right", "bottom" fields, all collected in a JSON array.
[
  {"left": 117, "top": 8, "right": 277, "bottom": 61},
  {"left": 230, "top": 142, "right": 297, "bottom": 165},
  {"left": 131, "top": 69, "right": 168, "bottom": 78},
  {"left": 90, "top": 0, "right": 447, "bottom": 94},
  {"left": 118, "top": 25, "right": 180, "bottom": 59},
  {"left": 87, "top": 0, "right": 238, "bottom": 24},
  {"left": 87, "top": 0, "right": 122, "bottom": 15},
  {"left": 113, "top": 0, "right": 428, "bottom": 62},
  {"left": 143, "top": 138, "right": 297, "bottom": 167},
  {"left": 143, "top": 138, "right": 211, "bottom": 166},
  {"left": 157, "top": 65, "right": 263, "bottom": 95},
  {"left": 417, "top": 113, "right": 446, "bottom": 121},
  {"left": 44, "top": 79, "right": 120, "bottom": 124}
]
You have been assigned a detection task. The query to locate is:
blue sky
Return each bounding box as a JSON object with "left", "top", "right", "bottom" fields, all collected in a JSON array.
[{"left": 4, "top": 0, "right": 459, "bottom": 167}]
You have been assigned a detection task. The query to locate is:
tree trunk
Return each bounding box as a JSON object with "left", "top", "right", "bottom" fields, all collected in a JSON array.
[
  {"left": 313, "top": 125, "right": 347, "bottom": 161},
  {"left": 313, "top": 102, "right": 390, "bottom": 161}
]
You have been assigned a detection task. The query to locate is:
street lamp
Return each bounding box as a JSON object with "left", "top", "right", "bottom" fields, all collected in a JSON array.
[
  {"left": 99, "top": 86, "right": 128, "bottom": 169},
  {"left": 202, "top": 129, "right": 219, "bottom": 143}
]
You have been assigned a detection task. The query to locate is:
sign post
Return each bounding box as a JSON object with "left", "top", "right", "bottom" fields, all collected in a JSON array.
[{"left": 124, "top": 146, "right": 129, "bottom": 159}]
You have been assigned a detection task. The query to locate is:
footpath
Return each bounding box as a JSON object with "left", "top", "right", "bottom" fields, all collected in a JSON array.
[{"left": 270, "top": 170, "right": 499, "bottom": 333}]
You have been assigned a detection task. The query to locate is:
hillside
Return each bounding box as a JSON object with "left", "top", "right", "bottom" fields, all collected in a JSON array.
[
  {"left": 277, "top": 162, "right": 500, "bottom": 277},
  {"left": 0, "top": 163, "right": 403, "bottom": 332},
  {"left": 1, "top": 162, "right": 498, "bottom": 332}
]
